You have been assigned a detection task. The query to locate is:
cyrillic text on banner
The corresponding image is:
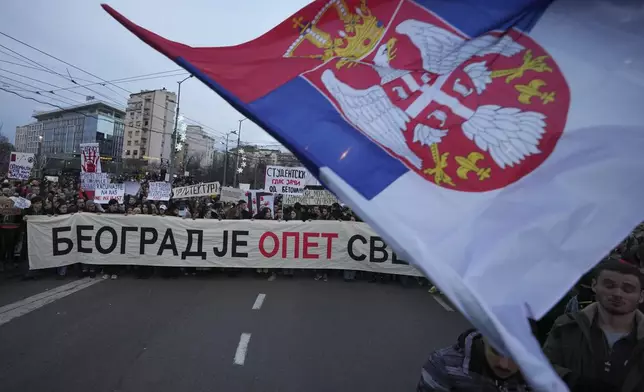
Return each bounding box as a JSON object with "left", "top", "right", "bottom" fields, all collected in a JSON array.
[{"left": 27, "top": 215, "right": 420, "bottom": 276}]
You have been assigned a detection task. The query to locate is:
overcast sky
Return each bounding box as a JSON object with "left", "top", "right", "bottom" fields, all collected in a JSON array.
[{"left": 0, "top": 0, "right": 310, "bottom": 147}]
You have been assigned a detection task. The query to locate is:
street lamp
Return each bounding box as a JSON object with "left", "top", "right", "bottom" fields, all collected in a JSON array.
[
  {"left": 222, "top": 130, "right": 237, "bottom": 186},
  {"left": 233, "top": 118, "right": 247, "bottom": 187},
  {"left": 36, "top": 135, "right": 43, "bottom": 178},
  {"left": 168, "top": 74, "right": 194, "bottom": 179}
]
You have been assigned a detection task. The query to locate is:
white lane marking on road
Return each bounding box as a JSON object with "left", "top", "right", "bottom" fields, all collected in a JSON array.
[
  {"left": 432, "top": 295, "right": 454, "bottom": 312},
  {"left": 0, "top": 278, "right": 103, "bottom": 327},
  {"left": 233, "top": 333, "right": 252, "bottom": 365},
  {"left": 252, "top": 293, "right": 266, "bottom": 310}
]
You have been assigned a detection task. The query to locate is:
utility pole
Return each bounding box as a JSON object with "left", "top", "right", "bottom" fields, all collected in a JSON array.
[
  {"left": 168, "top": 75, "right": 193, "bottom": 180},
  {"left": 222, "top": 130, "right": 237, "bottom": 186},
  {"left": 232, "top": 118, "right": 246, "bottom": 187}
]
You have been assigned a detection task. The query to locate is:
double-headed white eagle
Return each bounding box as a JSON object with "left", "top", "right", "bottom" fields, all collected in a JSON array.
[{"left": 321, "top": 19, "right": 547, "bottom": 171}]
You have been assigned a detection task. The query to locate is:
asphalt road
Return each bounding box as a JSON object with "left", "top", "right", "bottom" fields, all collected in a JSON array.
[{"left": 0, "top": 273, "right": 469, "bottom": 392}]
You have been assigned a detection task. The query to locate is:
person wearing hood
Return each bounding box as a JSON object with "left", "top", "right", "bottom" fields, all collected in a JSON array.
[{"left": 417, "top": 326, "right": 535, "bottom": 391}]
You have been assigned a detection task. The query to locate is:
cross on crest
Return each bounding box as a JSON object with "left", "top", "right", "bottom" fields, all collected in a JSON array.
[{"left": 293, "top": 0, "right": 570, "bottom": 192}]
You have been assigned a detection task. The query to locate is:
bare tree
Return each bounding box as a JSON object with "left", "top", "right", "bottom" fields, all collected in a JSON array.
[{"left": 0, "top": 130, "right": 14, "bottom": 174}]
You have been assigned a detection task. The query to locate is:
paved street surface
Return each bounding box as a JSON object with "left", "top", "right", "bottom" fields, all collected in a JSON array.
[{"left": 0, "top": 273, "right": 469, "bottom": 392}]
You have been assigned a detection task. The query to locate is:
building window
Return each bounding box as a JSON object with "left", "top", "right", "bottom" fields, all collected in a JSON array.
[
  {"left": 126, "top": 150, "right": 130, "bottom": 156},
  {"left": 133, "top": 150, "right": 138, "bottom": 156},
  {"left": 135, "top": 131, "right": 140, "bottom": 136},
  {"left": 127, "top": 141, "right": 131, "bottom": 146},
  {"left": 134, "top": 140, "right": 139, "bottom": 145},
  {"left": 136, "top": 121, "right": 141, "bottom": 127},
  {"left": 128, "top": 131, "right": 132, "bottom": 137},
  {"left": 144, "top": 120, "right": 149, "bottom": 126}
]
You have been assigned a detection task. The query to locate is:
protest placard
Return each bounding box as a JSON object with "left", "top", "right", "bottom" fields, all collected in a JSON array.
[
  {"left": 11, "top": 196, "right": 31, "bottom": 209},
  {"left": 94, "top": 183, "right": 125, "bottom": 204},
  {"left": 80, "top": 172, "right": 109, "bottom": 191},
  {"left": 8, "top": 152, "right": 35, "bottom": 180},
  {"left": 172, "top": 182, "right": 220, "bottom": 198},
  {"left": 246, "top": 190, "right": 274, "bottom": 217},
  {"left": 148, "top": 182, "right": 172, "bottom": 201},
  {"left": 263, "top": 166, "right": 319, "bottom": 195},
  {"left": 124, "top": 181, "right": 141, "bottom": 196},
  {"left": 219, "top": 186, "right": 245, "bottom": 203},
  {"left": 80, "top": 143, "right": 102, "bottom": 173},
  {"left": 282, "top": 189, "right": 339, "bottom": 206}
]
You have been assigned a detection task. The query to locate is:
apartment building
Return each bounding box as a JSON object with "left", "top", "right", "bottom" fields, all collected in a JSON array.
[{"left": 123, "top": 88, "right": 176, "bottom": 163}]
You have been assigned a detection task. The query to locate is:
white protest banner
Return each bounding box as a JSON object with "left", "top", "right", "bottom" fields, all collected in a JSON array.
[
  {"left": 283, "top": 189, "right": 339, "bottom": 206},
  {"left": 80, "top": 143, "right": 102, "bottom": 173},
  {"left": 245, "top": 190, "right": 274, "bottom": 217},
  {"left": 27, "top": 215, "right": 421, "bottom": 276},
  {"left": 264, "top": 166, "right": 319, "bottom": 195},
  {"left": 219, "top": 186, "right": 245, "bottom": 203},
  {"left": 8, "top": 152, "right": 35, "bottom": 180},
  {"left": 80, "top": 172, "right": 109, "bottom": 191},
  {"left": 172, "top": 181, "right": 220, "bottom": 198},
  {"left": 148, "top": 182, "right": 172, "bottom": 201},
  {"left": 94, "top": 183, "right": 125, "bottom": 204},
  {"left": 239, "top": 183, "right": 250, "bottom": 191},
  {"left": 45, "top": 176, "right": 59, "bottom": 183}
]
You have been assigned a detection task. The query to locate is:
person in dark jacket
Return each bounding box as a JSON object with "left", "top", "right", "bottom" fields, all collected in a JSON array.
[
  {"left": 417, "top": 328, "right": 534, "bottom": 391},
  {"left": 543, "top": 259, "right": 644, "bottom": 392}
]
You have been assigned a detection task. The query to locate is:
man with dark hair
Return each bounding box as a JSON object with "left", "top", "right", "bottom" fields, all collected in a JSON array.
[
  {"left": 416, "top": 324, "right": 537, "bottom": 391},
  {"left": 543, "top": 259, "right": 644, "bottom": 392}
]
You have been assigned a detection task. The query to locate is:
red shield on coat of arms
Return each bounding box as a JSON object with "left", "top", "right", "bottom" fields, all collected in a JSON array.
[{"left": 285, "top": 0, "right": 570, "bottom": 192}]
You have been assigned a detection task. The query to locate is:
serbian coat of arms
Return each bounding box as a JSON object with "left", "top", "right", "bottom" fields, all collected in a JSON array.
[{"left": 284, "top": 0, "right": 570, "bottom": 192}]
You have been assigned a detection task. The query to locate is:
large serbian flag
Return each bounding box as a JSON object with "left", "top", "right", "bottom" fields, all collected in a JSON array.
[{"left": 103, "top": 1, "right": 644, "bottom": 389}]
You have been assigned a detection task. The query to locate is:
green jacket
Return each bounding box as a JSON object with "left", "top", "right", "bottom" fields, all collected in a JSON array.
[{"left": 543, "top": 303, "right": 644, "bottom": 392}]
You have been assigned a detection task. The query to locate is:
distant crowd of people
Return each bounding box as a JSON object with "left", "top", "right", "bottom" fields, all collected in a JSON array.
[{"left": 0, "top": 174, "right": 399, "bottom": 284}]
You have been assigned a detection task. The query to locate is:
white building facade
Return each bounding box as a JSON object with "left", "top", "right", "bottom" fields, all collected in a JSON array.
[
  {"left": 183, "top": 125, "right": 215, "bottom": 168},
  {"left": 123, "top": 88, "right": 176, "bottom": 163}
]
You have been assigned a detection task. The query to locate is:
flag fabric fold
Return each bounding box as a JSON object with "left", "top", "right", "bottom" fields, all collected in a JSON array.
[{"left": 102, "top": 1, "right": 644, "bottom": 390}]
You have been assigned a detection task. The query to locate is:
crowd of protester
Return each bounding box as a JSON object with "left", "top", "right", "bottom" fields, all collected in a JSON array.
[
  {"left": 2, "top": 172, "right": 643, "bottom": 391},
  {"left": 0, "top": 173, "right": 413, "bottom": 285}
]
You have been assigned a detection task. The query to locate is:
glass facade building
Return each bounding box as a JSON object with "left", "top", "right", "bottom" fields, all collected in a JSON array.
[{"left": 31, "top": 101, "right": 125, "bottom": 158}]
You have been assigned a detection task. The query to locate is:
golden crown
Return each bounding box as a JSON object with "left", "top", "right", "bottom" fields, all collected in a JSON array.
[{"left": 284, "top": 0, "right": 386, "bottom": 68}]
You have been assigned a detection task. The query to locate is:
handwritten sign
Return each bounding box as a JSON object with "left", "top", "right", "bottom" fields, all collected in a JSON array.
[
  {"left": 219, "top": 186, "right": 245, "bottom": 203},
  {"left": 80, "top": 172, "right": 109, "bottom": 191},
  {"left": 11, "top": 196, "right": 32, "bottom": 209},
  {"left": 8, "top": 152, "right": 35, "bottom": 180},
  {"left": 172, "top": 182, "right": 220, "bottom": 199},
  {"left": 148, "top": 182, "right": 172, "bottom": 201},
  {"left": 263, "top": 165, "right": 320, "bottom": 195},
  {"left": 94, "top": 184, "right": 125, "bottom": 204},
  {"left": 80, "top": 143, "right": 102, "bottom": 173},
  {"left": 282, "top": 189, "right": 339, "bottom": 206},
  {"left": 246, "top": 190, "right": 274, "bottom": 217}
]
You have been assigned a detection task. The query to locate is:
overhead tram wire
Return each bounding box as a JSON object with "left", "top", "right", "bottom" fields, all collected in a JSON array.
[
  {"left": 0, "top": 66, "right": 227, "bottom": 144},
  {"left": 0, "top": 77, "right": 80, "bottom": 106},
  {"left": 0, "top": 69, "right": 104, "bottom": 102},
  {"left": 0, "top": 31, "right": 232, "bottom": 141},
  {"left": 0, "top": 42, "right": 125, "bottom": 108},
  {"left": 1, "top": 87, "right": 246, "bottom": 153},
  {"left": 1, "top": 32, "right": 248, "bottom": 150}
]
